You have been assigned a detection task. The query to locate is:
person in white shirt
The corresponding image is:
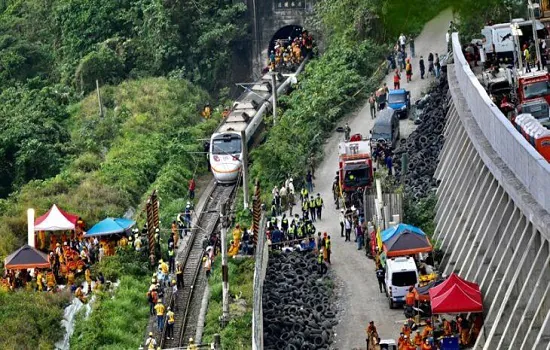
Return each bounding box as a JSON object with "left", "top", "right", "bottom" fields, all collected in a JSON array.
[{"left": 399, "top": 33, "right": 406, "bottom": 52}]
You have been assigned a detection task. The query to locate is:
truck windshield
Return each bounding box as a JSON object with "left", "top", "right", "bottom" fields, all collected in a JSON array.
[
  {"left": 388, "top": 94, "right": 406, "bottom": 104},
  {"left": 391, "top": 271, "right": 417, "bottom": 287},
  {"left": 212, "top": 136, "right": 242, "bottom": 155},
  {"left": 523, "top": 81, "right": 550, "bottom": 99},
  {"left": 343, "top": 167, "right": 370, "bottom": 188}
]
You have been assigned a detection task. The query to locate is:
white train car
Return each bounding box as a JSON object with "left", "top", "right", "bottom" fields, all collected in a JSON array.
[{"left": 210, "top": 64, "right": 306, "bottom": 183}]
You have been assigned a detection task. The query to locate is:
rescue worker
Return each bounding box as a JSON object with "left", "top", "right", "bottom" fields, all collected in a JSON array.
[
  {"left": 376, "top": 266, "right": 386, "bottom": 293},
  {"left": 309, "top": 196, "right": 316, "bottom": 222},
  {"left": 300, "top": 187, "right": 308, "bottom": 204},
  {"left": 67, "top": 270, "right": 75, "bottom": 286},
  {"left": 301, "top": 198, "right": 309, "bottom": 220},
  {"left": 188, "top": 177, "right": 196, "bottom": 200},
  {"left": 393, "top": 69, "right": 401, "bottom": 90},
  {"left": 315, "top": 193, "right": 324, "bottom": 220},
  {"left": 187, "top": 338, "right": 198, "bottom": 350},
  {"left": 318, "top": 248, "right": 327, "bottom": 275},
  {"left": 203, "top": 256, "right": 212, "bottom": 278},
  {"left": 413, "top": 331, "right": 422, "bottom": 348},
  {"left": 134, "top": 233, "right": 142, "bottom": 251},
  {"left": 421, "top": 320, "right": 433, "bottom": 339},
  {"left": 332, "top": 176, "right": 340, "bottom": 208},
  {"left": 306, "top": 220, "right": 316, "bottom": 236},
  {"left": 75, "top": 284, "right": 87, "bottom": 303},
  {"left": 397, "top": 333, "right": 407, "bottom": 350},
  {"left": 201, "top": 103, "right": 212, "bottom": 119},
  {"left": 421, "top": 338, "right": 432, "bottom": 350},
  {"left": 288, "top": 223, "right": 296, "bottom": 240},
  {"left": 145, "top": 332, "right": 157, "bottom": 349},
  {"left": 184, "top": 203, "right": 192, "bottom": 228},
  {"left": 155, "top": 298, "right": 165, "bottom": 331},
  {"left": 401, "top": 322, "right": 412, "bottom": 338},
  {"left": 405, "top": 58, "right": 413, "bottom": 83},
  {"left": 85, "top": 267, "right": 92, "bottom": 294},
  {"left": 419, "top": 56, "right": 425, "bottom": 79},
  {"left": 36, "top": 269, "right": 44, "bottom": 292},
  {"left": 166, "top": 306, "right": 175, "bottom": 339},
  {"left": 325, "top": 235, "right": 331, "bottom": 264},
  {"left": 344, "top": 122, "right": 351, "bottom": 141},
  {"left": 281, "top": 214, "right": 289, "bottom": 234},
  {"left": 366, "top": 321, "right": 377, "bottom": 336},
  {"left": 443, "top": 317, "right": 452, "bottom": 336},
  {"left": 369, "top": 93, "right": 376, "bottom": 119},
  {"left": 176, "top": 262, "right": 184, "bottom": 289},
  {"left": 168, "top": 246, "right": 175, "bottom": 273}
]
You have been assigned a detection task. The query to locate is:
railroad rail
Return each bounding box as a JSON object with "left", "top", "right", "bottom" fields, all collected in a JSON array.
[{"left": 160, "top": 183, "right": 237, "bottom": 349}]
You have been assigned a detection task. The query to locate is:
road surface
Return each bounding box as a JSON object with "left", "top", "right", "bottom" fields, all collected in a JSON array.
[{"left": 310, "top": 9, "right": 452, "bottom": 349}]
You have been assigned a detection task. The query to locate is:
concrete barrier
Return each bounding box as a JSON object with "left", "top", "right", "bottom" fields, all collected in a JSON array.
[
  {"left": 252, "top": 217, "right": 268, "bottom": 350},
  {"left": 451, "top": 33, "right": 550, "bottom": 231}
]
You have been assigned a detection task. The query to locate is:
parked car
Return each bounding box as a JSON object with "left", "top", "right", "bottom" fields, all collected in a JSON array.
[
  {"left": 387, "top": 89, "right": 410, "bottom": 118},
  {"left": 370, "top": 108, "right": 400, "bottom": 148}
]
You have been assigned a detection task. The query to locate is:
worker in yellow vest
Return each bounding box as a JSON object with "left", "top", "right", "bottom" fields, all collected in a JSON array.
[
  {"left": 36, "top": 270, "right": 44, "bottom": 292},
  {"left": 166, "top": 307, "right": 175, "bottom": 339},
  {"left": 154, "top": 299, "right": 165, "bottom": 331},
  {"left": 315, "top": 193, "right": 324, "bottom": 220}
]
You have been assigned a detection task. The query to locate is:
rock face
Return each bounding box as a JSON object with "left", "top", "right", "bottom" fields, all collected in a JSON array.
[
  {"left": 262, "top": 251, "right": 337, "bottom": 350},
  {"left": 394, "top": 73, "right": 450, "bottom": 199}
]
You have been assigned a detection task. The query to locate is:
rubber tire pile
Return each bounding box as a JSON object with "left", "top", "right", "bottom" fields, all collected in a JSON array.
[
  {"left": 393, "top": 73, "right": 450, "bottom": 199},
  {"left": 263, "top": 251, "right": 337, "bottom": 350}
]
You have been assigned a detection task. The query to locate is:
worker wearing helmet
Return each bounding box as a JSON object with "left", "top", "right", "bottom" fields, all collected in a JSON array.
[
  {"left": 145, "top": 332, "right": 157, "bottom": 349},
  {"left": 187, "top": 337, "right": 198, "bottom": 350}
]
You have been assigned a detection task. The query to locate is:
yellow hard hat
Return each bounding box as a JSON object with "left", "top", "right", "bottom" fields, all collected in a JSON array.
[
  {"left": 149, "top": 332, "right": 153, "bottom": 336},
  {"left": 159, "top": 259, "right": 164, "bottom": 263},
  {"left": 202, "top": 257, "right": 207, "bottom": 262}
]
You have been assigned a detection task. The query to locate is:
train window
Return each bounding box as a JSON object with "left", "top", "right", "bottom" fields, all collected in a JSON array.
[{"left": 212, "top": 136, "right": 242, "bottom": 155}]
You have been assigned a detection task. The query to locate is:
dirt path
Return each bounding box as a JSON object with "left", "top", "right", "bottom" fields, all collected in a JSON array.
[{"left": 309, "top": 9, "right": 452, "bottom": 349}]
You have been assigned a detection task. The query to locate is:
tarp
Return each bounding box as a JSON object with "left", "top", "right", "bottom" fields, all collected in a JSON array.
[
  {"left": 84, "top": 218, "right": 135, "bottom": 237},
  {"left": 383, "top": 227, "right": 432, "bottom": 257},
  {"left": 381, "top": 224, "right": 426, "bottom": 242},
  {"left": 4, "top": 244, "right": 50, "bottom": 269},
  {"left": 429, "top": 273, "right": 481, "bottom": 300},
  {"left": 430, "top": 284, "right": 483, "bottom": 314},
  {"left": 34, "top": 204, "right": 79, "bottom": 231}
]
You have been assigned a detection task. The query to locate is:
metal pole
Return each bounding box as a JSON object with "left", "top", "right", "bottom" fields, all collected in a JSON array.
[
  {"left": 241, "top": 130, "right": 250, "bottom": 209},
  {"left": 528, "top": 0, "right": 543, "bottom": 70},
  {"left": 513, "top": 23, "right": 524, "bottom": 73},
  {"left": 96, "top": 80, "right": 103, "bottom": 118},
  {"left": 270, "top": 72, "right": 278, "bottom": 125},
  {"left": 220, "top": 202, "right": 229, "bottom": 326}
]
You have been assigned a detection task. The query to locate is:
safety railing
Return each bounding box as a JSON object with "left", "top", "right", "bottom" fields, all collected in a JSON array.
[{"left": 251, "top": 216, "right": 268, "bottom": 350}]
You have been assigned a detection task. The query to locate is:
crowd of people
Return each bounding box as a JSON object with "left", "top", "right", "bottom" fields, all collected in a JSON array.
[{"left": 265, "top": 30, "right": 315, "bottom": 72}]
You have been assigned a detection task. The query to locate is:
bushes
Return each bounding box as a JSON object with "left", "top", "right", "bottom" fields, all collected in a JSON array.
[
  {"left": 70, "top": 251, "right": 151, "bottom": 350},
  {"left": 202, "top": 258, "right": 254, "bottom": 348},
  {"left": 0, "top": 290, "right": 69, "bottom": 349}
]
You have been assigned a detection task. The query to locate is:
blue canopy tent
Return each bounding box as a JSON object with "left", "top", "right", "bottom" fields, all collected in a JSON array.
[
  {"left": 381, "top": 223, "right": 427, "bottom": 242},
  {"left": 84, "top": 218, "right": 135, "bottom": 237}
]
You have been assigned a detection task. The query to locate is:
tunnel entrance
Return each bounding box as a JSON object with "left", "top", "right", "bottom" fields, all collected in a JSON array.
[{"left": 268, "top": 25, "right": 304, "bottom": 54}]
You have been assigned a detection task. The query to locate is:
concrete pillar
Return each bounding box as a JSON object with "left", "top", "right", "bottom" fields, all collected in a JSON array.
[
  {"left": 502, "top": 238, "right": 548, "bottom": 349},
  {"left": 434, "top": 107, "right": 460, "bottom": 180},
  {"left": 433, "top": 128, "right": 470, "bottom": 242},
  {"left": 460, "top": 182, "right": 504, "bottom": 281},
  {"left": 475, "top": 197, "right": 518, "bottom": 292},
  {"left": 482, "top": 219, "right": 533, "bottom": 349},
  {"left": 27, "top": 208, "right": 35, "bottom": 247},
  {"left": 438, "top": 145, "right": 481, "bottom": 269},
  {"left": 446, "top": 166, "right": 491, "bottom": 274}
]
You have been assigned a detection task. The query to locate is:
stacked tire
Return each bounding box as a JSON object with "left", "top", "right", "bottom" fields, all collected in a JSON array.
[
  {"left": 394, "top": 73, "right": 450, "bottom": 198},
  {"left": 263, "top": 251, "right": 337, "bottom": 350}
]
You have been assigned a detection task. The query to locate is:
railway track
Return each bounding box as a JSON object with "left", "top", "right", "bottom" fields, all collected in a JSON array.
[{"left": 160, "top": 183, "right": 236, "bottom": 349}]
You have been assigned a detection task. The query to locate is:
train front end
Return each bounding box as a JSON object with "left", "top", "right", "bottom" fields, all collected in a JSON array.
[{"left": 209, "top": 132, "right": 243, "bottom": 183}]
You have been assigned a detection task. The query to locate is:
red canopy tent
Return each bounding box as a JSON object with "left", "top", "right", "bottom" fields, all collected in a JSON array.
[
  {"left": 34, "top": 204, "right": 79, "bottom": 231},
  {"left": 4, "top": 244, "right": 50, "bottom": 270},
  {"left": 429, "top": 273, "right": 481, "bottom": 301},
  {"left": 430, "top": 284, "right": 483, "bottom": 314}
]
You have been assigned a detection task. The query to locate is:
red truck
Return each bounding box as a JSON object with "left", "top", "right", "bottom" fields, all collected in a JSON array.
[{"left": 337, "top": 134, "right": 373, "bottom": 208}]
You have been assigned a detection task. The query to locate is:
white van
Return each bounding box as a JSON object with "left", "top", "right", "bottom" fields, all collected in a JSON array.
[{"left": 385, "top": 256, "right": 419, "bottom": 309}]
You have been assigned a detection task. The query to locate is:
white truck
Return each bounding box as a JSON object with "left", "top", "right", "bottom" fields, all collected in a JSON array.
[
  {"left": 481, "top": 19, "right": 546, "bottom": 62},
  {"left": 385, "top": 256, "right": 419, "bottom": 309}
]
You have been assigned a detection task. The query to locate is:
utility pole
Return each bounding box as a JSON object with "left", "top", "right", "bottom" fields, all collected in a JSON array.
[
  {"left": 96, "top": 80, "right": 103, "bottom": 118},
  {"left": 240, "top": 130, "right": 250, "bottom": 209},
  {"left": 270, "top": 72, "right": 278, "bottom": 125},
  {"left": 528, "top": 0, "right": 543, "bottom": 70},
  {"left": 220, "top": 201, "right": 230, "bottom": 326}
]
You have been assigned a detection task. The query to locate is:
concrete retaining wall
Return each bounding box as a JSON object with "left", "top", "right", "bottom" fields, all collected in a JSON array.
[
  {"left": 252, "top": 217, "right": 268, "bottom": 350},
  {"left": 432, "top": 34, "right": 550, "bottom": 349}
]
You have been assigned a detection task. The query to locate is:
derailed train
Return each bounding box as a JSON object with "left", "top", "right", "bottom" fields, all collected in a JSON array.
[{"left": 209, "top": 64, "right": 306, "bottom": 183}]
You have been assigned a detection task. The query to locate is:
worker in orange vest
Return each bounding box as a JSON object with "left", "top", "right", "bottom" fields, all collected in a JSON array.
[
  {"left": 393, "top": 69, "right": 401, "bottom": 90},
  {"left": 397, "top": 333, "right": 407, "bottom": 350},
  {"left": 401, "top": 322, "right": 412, "bottom": 338},
  {"left": 443, "top": 317, "right": 452, "bottom": 336},
  {"left": 413, "top": 330, "right": 422, "bottom": 347},
  {"left": 421, "top": 320, "right": 433, "bottom": 339},
  {"left": 405, "top": 287, "right": 415, "bottom": 307},
  {"left": 421, "top": 338, "right": 432, "bottom": 350}
]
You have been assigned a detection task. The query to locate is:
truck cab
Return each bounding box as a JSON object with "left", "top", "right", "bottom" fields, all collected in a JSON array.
[
  {"left": 387, "top": 89, "right": 410, "bottom": 118},
  {"left": 385, "top": 256, "right": 419, "bottom": 309},
  {"left": 338, "top": 135, "right": 373, "bottom": 193},
  {"left": 517, "top": 97, "right": 550, "bottom": 124},
  {"left": 518, "top": 72, "right": 550, "bottom": 106}
]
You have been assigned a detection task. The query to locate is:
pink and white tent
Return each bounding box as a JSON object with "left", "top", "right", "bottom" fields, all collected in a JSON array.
[{"left": 34, "top": 204, "right": 79, "bottom": 231}]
